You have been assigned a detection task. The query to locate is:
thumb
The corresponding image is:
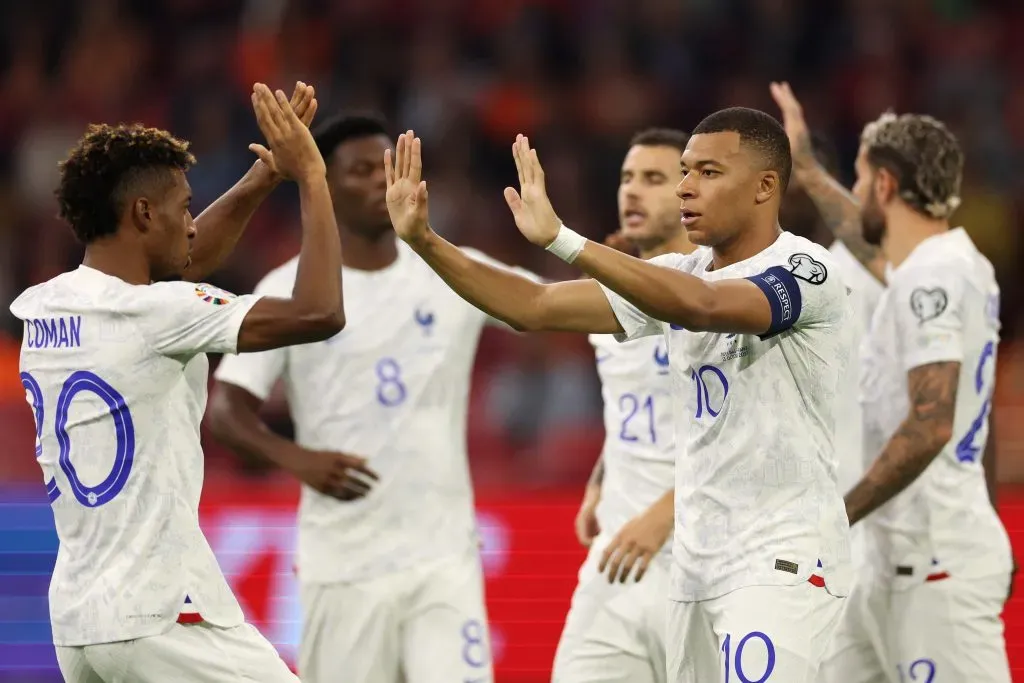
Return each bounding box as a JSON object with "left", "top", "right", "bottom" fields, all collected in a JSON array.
[
  {"left": 503, "top": 186, "right": 522, "bottom": 213},
  {"left": 415, "top": 180, "right": 429, "bottom": 205},
  {"left": 248, "top": 143, "right": 273, "bottom": 167}
]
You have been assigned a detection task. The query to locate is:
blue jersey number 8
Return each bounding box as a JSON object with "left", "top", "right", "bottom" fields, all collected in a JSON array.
[
  {"left": 375, "top": 358, "right": 407, "bottom": 407},
  {"left": 21, "top": 371, "right": 136, "bottom": 507}
]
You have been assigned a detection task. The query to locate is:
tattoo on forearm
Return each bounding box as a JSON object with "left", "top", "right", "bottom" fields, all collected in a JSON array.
[
  {"left": 589, "top": 458, "right": 605, "bottom": 487},
  {"left": 845, "top": 362, "right": 960, "bottom": 525},
  {"left": 797, "top": 161, "right": 883, "bottom": 281}
]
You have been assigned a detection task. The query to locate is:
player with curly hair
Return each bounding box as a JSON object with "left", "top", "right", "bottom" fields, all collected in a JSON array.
[
  {"left": 772, "top": 82, "right": 1013, "bottom": 683},
  {"left": 9, "top": 82, "right": 370, "bottom": 683}
]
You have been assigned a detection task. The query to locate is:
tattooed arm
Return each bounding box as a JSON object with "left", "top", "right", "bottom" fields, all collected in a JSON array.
[
  {"left": 770, "top": 82, "right": 885, "bottom": 282},
  {"left": 845, "top": 361, "right": 959, "bottom": 526}
]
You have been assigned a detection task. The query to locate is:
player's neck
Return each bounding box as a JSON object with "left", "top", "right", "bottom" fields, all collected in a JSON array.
[
  {"left": 82, "top": 242, "right": 152, "bottom": 285},
  {"left": 338, "top": 229, "right": 399, "bottom": 272},
  {"left": 881, "top": 210, "right": 950, "bottom": 269},
  {"left": 639, "top": 233, "right": 697, "bottom": 260},
  {"left": 709, "top": 221, "right": 783, "bottom": 271}
]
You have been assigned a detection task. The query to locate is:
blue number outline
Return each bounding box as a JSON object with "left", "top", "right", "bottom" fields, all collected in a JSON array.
[
  {"left": 954, "top": 341, "right": 995, "bottom": 463},
  {"left": 897, "top": 658, "right": 936, "bottom": 683},
  {"left": 21, "top": 372, "right": 59, "bottom": 502},
  {"left": 722, "top": 631, "right": 777, "bottom": 683},
  {"left": 460, "top": 618, "right": 488, "bottom": 669},
  {"left": 56, "top": 371, "right": 136, "bottom": 507},
  {"left": 21, "top": 370, "right": 136, "bottom": 507},
  {"left": 618, "top": 393, "right": 657, "bottom": 444},
  {"left": 692, "top": 364, "right": 729, "bottom": 419},
  {"left": 375, "top": 357, "right": 408, "bottom": 407}
]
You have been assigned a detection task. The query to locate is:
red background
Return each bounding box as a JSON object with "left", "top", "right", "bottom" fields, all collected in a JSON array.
[{"left": 200, "top": 481, "right": 1024, "bottom": 682}]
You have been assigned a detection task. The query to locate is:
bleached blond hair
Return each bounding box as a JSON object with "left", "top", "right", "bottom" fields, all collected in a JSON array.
[{"left": 860, "top": 112, "right": 963, "bottom": 219}]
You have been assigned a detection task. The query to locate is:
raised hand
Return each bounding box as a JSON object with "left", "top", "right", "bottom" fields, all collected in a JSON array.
[
  {"left": 248, "top": 82, "right": 325, "bottom": 183},
  {"left": 255, "top": 81, "right": 319, "bottom": 179},
  {"left": 504, "top": 135, "right": 562, "bottom": 247},
  {"left": 769, "top": 81, "right": 815, "bottom": 173},
  {"left": 384, "top": 130, "right": 430, "bottom": 245}
]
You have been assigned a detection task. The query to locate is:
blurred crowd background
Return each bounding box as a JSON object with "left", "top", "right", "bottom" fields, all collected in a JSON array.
[{"left": 0, "top": 0, "right": 1023, "bottom": 486}]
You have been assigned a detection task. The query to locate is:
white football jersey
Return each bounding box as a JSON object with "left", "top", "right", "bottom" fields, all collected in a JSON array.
[
  {"left": 588, "top": 333, "right": 674, "bottom": 553},
  {"left": 214, "top": 242, "right": 539, "bottom": 583},
  {"left": 860, "top": 228, "right": 1011, "bottom": 584},
  {"left": 10, "top": 266, "right": 261, "bottom": 646},
  {"left": 600, "top": 231, "right": 856, "bottom": 602},
  {"left": 828, "top": 241, "right": 884, "bottom": 568}
]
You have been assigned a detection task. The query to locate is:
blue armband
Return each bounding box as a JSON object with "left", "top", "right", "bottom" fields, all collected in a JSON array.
[{"left": 746, "top": 266, "right": 803, "bottom": 339}]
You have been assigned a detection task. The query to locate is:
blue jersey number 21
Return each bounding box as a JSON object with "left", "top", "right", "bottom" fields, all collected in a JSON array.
[
  {"left": 619, "top": 393, "right": 656, "bottom": 444},
  {"left": 21, "top": 371, "right": 136, "bottom": 508}
]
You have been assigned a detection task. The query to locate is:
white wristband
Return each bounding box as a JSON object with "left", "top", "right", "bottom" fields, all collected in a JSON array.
[{"left": 545, "top": 224, "right": 587, "bottom": 264}]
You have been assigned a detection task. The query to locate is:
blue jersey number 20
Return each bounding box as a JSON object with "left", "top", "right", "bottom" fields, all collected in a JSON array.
[{"left": 21, "top": 371, "right": 136, "bottom": 507}]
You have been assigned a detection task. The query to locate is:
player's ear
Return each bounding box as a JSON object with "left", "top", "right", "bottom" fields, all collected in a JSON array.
[
  {"left": 755, "top": 171, "right": 780, "bottom": 205},
  {"left": 874, "top": 168, "right": 898, "bottom": 205},
  {"left": 132, "top": 197, "right": 154, "bottom": 233}
]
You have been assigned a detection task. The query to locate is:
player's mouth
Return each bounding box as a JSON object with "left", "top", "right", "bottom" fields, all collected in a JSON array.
[
  {"left": 622, "top": 209, "right": 647, "bottom": 228},
  {"left": 680, "top": 209, "right": 701, "bottom": 227}
]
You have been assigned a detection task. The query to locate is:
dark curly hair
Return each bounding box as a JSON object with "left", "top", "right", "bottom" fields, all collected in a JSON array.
[{"left": 56, "top": 123, "right": 196, "bottom": 244}]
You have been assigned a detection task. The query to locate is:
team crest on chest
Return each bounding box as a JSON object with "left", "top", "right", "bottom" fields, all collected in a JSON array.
[
  {"left": 194, "top": 283, "right": 236, "bottom": 305},
  {"left": 653, "top": 342, "right": 669, "bottom": 374},
  {"left": 414, "top": 307, "right": 435, "bottom": 336}
]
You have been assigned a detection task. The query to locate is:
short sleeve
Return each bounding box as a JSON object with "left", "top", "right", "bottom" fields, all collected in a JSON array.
[
  {"left": 213, "top": 344, "right": 286, "bottom": 401},
  {"left": 599, "top": 252, "right": 693, "bottom": 342},
  {"left": 461, "top": 247, "right": 547, "bottom": 330},
  {"left": 746, "top": 249, "right": 847, "bottom": 339},
  {"left": 132, "top": 281, "right": 261, "bottom": 357},
  {"left": 891, "top": 266, "right": 965, "bottom": 371}
]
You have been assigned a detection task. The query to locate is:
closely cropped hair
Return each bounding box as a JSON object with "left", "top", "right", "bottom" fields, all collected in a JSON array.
[
  {"left": 692, "top": 107, "right": 792, "bottom": 191},
  {"left": 630, "top": 127, "right": 690, "bottom": 154},
  {"left": 312, "top": 113, "right": 390, "bottom": 165},
  {"left": 57, "top": 124, "right": 195, "bottom": 244},
  {"left": 860, "top": 112, "right": 963, "bottom": 219}
]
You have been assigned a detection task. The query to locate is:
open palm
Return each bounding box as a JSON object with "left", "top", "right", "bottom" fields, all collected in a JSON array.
[
  {"left": 769, "top": 81, "right": 815, "bottom": 168},
  {"left": 250, "top": 81, "right": 319, "bottom": 179},
  {"left": 504, "top": 135, "right": 562, "bottom": 247},
  {"left": 385, "top": 130, "right": 430, "bottom": 244}
]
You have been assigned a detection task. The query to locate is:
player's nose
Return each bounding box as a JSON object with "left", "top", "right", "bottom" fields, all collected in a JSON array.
[{"left": 675, "top": 177, "right": 696, "bottom": 199}]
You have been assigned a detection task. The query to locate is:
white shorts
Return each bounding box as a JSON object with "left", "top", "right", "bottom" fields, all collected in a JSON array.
[
  {"left": 298, "top": 548, "right": 492, "bottom": 683},
  {"left": 552, "top": 541, "right": 669, "bottom": 683},
  {"left": 887, "top": 573, "right": 1012, "bottom": 683},
  {"left": 668, "top": 582, "right": 844, "bottom": 683},
  {"left": 819, "top": 577, "right": 890, "bottom": 683},
  {"left": 55, "top": 622, "right": 297, "bottom": 683}
]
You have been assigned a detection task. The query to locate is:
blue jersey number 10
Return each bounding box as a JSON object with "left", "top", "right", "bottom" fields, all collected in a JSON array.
[{"left": 21, "top": 371, "right": 136, "bottom": 507}]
